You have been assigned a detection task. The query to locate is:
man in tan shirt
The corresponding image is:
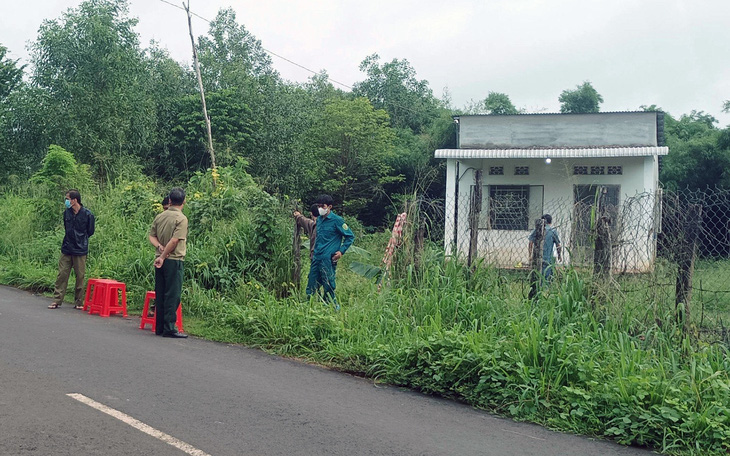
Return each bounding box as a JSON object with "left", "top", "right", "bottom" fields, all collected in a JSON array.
[{"left": 148, "top": 187, "right": 188, "bottom": 338}]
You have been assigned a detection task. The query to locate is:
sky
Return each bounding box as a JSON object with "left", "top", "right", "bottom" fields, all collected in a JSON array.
[{"left": 2, "top": 0, "right": 730, "bottom": 126}]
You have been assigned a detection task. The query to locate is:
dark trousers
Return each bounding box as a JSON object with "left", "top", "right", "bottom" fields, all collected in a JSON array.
[
  {"left": 154, "top": 259, "right": 183, "bottom": 334},
  {"left": 53, "top": 254, "right": 87, "bottom": 306}
]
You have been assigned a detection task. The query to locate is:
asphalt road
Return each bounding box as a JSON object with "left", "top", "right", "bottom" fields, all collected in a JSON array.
[{"left": 0, "top": 285, "right": 658, "bottom": 456}]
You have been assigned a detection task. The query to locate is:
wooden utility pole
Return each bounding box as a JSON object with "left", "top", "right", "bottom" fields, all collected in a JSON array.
[{"left": 183, "top": 0, "right": 217, "bottom": 183}]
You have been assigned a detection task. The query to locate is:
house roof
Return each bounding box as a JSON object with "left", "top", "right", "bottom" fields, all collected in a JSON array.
[
  {"left": 453, "top": 110, "right": 663, "bottom": 118},
  {"left": 434, "top": 146, "right": 669, "bottom": 159}
]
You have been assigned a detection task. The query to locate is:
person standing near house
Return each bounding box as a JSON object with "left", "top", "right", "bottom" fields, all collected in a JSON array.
[
  {"left": 307, "top": 195, "right": 355, "bottom": 309},
  {"left": 49, "top": 189, "right": 95, "bottom": 309},
  {"left": 148, "top": 187, "right": 188, "bottom": 338},
  {"left": 293, "top": 203, "right": 319, "bottom": 260},
  {"left": 527, "top": 214, "right": 562, "bottom": 284}
]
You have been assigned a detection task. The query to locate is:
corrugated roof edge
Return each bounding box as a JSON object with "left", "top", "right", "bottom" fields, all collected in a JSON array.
[
  {"left": 452, "top": 111, "right": 663, "bottom": 118},
  {"left": 434, "top": 146, "right": 669, "bottom": 159}
]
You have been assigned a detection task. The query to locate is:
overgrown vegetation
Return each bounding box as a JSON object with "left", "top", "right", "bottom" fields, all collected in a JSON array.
[
  {"left": 2, "top": 165, "right": 730, "bottom": 455},
  {"left": 2, "top": 1, "right": 730, "bottom": 454}
]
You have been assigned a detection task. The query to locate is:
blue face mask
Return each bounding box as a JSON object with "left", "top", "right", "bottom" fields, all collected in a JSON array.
[{"left": 64, "top": 199, "right": 71, "bottom": 209}]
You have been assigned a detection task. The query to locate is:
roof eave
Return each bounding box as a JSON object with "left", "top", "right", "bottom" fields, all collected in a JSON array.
[{"left": 434, "top": 146, "right": 669, "bottom": 159}]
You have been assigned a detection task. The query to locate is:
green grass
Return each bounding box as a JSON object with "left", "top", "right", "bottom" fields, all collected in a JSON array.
[{"left": 1, "top": 174, "right": 730, "bottom": 455}]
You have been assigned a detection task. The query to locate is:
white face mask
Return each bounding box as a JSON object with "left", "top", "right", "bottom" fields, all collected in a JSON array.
[{"left": 318, "top": 207, "right": 329, "bottom": 216}]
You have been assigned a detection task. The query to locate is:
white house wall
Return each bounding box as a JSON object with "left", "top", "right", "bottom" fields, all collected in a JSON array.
[{"left": 448, "top": 156, "right": 660, "bottom": 272}]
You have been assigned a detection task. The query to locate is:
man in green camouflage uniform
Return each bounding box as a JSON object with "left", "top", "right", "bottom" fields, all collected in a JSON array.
[{"left": 307, "top": 194, "right": 355, "bottom": 310}]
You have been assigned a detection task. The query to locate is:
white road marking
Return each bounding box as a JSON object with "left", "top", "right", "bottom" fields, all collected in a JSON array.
[{"left": 67, "top": 393, "right": 212, "bottom": 456}]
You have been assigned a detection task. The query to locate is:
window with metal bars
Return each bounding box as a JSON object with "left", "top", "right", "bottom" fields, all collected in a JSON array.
[{"left": 489, "top": 185, "right": 530, "bottom": 230}]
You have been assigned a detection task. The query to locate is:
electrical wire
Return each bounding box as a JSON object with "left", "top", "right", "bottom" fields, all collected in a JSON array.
[{"left": 157, "top": 0, "right": 352, "bottom": 89}]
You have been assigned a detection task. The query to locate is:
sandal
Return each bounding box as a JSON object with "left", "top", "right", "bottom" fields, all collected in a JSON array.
[
  {"left": 47, "top": 303, "right": 61, "bottom": 309},
  {"left": 74, "top": 305, "right": 84, "bottom": 310}
]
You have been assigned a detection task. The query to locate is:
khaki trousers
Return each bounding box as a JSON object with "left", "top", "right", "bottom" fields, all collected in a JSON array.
[{"left": 53, "top": 254, "right": 87, "bottom": 307}]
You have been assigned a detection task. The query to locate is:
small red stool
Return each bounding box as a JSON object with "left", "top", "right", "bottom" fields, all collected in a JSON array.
[
  {"left": 83, "top": 278, "right": 104, "bottom": 311},
  {"left": 139, "top": 291, "right": 184, "bottom": 332},
  {"left": 88, "top": 280, "right": 127, "bottom": 318}
]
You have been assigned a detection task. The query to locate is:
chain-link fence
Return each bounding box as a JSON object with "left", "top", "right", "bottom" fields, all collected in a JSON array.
[{"left": 438, "top": 185, "right": 730, "bottom": 332}]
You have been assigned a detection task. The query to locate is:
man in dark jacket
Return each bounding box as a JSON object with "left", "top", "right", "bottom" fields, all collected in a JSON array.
[{"left": 49, "top": 189, "right": 95, "bottom": 309}]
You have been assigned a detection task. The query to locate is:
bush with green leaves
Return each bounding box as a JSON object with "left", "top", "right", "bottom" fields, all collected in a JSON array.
[
  {"left": 31, "top": 144, "right": 93, "bottom": 193},
  {"left": 175, "top": 161, "right": 293, "bottom": 294}
]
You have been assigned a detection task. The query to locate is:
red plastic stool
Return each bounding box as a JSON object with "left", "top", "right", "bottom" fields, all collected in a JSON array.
[
  {"left": 139, "top": 291, "right": 184, "bottom": 332},
  {"left": 83, "top": 278, "right": 105, "bottom": 311},
  {"left": 88, "top": 280, "right": 127, "bottom": 317},
  {"left": 85, "top": 279, "right": 117, "bottom": 312}
]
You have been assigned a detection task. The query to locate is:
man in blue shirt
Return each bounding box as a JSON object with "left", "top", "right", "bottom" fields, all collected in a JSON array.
[
  {"left": 307, "top": 194, "right": 355, "bottom": 309},
  {"left": 528, "top": 214, "right": 562, "bottom": 284}
]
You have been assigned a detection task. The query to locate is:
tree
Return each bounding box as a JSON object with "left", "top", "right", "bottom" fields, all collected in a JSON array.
[
  {"left": 559, "top": 81, "right": 603, "bottom": 113},
  {"left": 484, "top": 92, "right": 519, "bottom": 115},
  {"left": 353, "top": 53, "right": 440, "bottom": 133},
  {"left": 197, "top": 8, "right": 276, "bottom": 91},
  {"left": 197, "top": 8, "right": 308, "bottom": 192},
  {"left": 306, "top": 97, "right": 399, "bottom": 218},
  {"left": 168, "top": 89, "right": 255, "bottom": 179},
  {"left": 462, "top": 92, "right": 519, "bottom": 115},
  {"left": 29, "top": 0, "right": 155, "bottom": 178},
  {"left": 142, "top": 42, "right": 196, "bottom": 177},
  {"left": 0, "top": 45, "right": 24, "bottom": 101},
  {"left": 245, "top": 74, "right": 345, "bottom": 197},
  {"left": 660, "top": 111, "right": 730, "bottom": 189},
  {"left": 0, "top": 86, "right": 55, "bottom": 181},
  {"left": 0, "top": 45, "right": 33, "bottom": 181}
]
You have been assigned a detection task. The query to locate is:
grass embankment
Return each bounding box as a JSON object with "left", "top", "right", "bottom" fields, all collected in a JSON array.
[{"left": 1, "top": 174, "right": 729, "bottom": 455}]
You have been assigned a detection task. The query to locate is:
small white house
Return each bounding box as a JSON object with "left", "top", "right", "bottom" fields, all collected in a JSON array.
[{"left": 436, "top": 112, "right": 668, "bottom": 273}]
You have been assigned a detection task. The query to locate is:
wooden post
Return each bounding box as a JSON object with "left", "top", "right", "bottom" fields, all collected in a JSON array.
[
  {"left": 414, "top": 213, "right": 425, "bottom": 270},
  {"left": 675, "top": 203, "right": 702, "bottom": 330},
  {"left": 183, "top": 0, "right": 217, "bottom": 183},
  {"left": 593, "top": 216, "right": 612, "bottom": 278},
  {"left": 593, "top": 187, "right": 611, "bottom": 279},
  {"left": 467, "top": 170, "right": 483, "bottom": 268},
  {"left": 292, "top": 218, "right": 302, "bottom": 291},
  {"left": 528, "top": 218, "right": 545, "bottom": 299}
]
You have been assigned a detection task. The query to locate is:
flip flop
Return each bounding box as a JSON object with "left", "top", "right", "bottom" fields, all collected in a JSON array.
[
  {"left": 47, "top": 303, "right": 61, "bottom": 309},
  {"left": 74, "top": 305, "right": 84, "bottom": 310}
]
